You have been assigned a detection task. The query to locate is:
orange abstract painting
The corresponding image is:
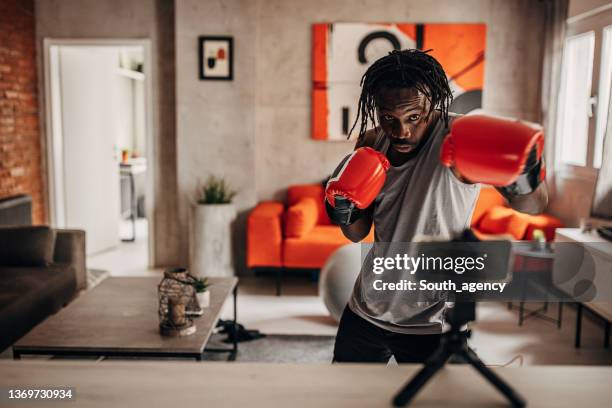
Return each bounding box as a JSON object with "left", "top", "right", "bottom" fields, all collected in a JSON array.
[{"left": 311, "top": 23, "right": 486, "bottom": 141}]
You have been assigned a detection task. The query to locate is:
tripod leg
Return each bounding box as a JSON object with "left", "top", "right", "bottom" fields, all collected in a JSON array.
[
  {"left": 463, "top": 347, "right": 526, "bottom": 408},
  {"left": 392, "top": 347, "right": 452, "bottom": 407}
]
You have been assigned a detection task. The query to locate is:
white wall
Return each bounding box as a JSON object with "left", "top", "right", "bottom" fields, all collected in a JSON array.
[
  {"left": 114, "top": 73, "right": 135, "bottom": 154},
  {"left": 116, "top": 47, "right": 147, "bottom": 156},
  {"left": 115, "top": 72, "right": 146, "bottom": 157},
  {"left": 175, "top": 0, "right": 257, "bottom": 273},
  {"left": 134, "top": 80, "right": 146, "bottom": 156}
]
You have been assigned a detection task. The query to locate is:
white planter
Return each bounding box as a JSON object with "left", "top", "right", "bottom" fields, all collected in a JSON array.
[
  {"left": 196, "top": 291, "right": 210, "bottom": 308},
  {"left": 190, "top": 203, "right": 236, "bottom": 277}
]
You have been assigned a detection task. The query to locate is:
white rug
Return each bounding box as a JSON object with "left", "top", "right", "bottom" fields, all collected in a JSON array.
[{"left": 87, "top": 268, "right": 110, "bottom": 289}]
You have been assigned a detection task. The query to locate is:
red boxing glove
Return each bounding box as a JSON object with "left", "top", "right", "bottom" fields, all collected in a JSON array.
[
  {"left": 440, "top": 115, "right": 545, "bottom": 195},
  {"left": 325, "top": 147, "right": 390, "bottom": 225}
]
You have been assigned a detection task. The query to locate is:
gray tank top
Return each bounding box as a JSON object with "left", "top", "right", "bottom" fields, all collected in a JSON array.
[{"left": 348, "top": 114, "right": 481, "bottom": 334}]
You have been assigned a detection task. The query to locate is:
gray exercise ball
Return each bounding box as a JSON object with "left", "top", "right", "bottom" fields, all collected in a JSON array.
[{"left": 319, "top": 243, "right": 362, "bottom": 322}]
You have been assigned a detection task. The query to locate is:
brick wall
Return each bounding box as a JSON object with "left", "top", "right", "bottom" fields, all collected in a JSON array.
[{"left": 0, "top": 0, "right": 45, "bottom": 224}]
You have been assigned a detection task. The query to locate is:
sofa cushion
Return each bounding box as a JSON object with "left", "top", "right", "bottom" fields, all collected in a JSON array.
[
  {"left": 471, "top": 186, "right": 507, "bottom": 227},
  {"left": 478, "top": 206, "right": 529, "bottom": 240},
  {"left": 285, "top": 198, "right": 319, "bottom": 238},
  {"left": 287, "top": 184, "right": 331, "bottom": 225},
  {"left": 283, "top": 225, "right": 352, "bottom": 268},
  {"left": 0, "top": 226, "right": 56, "bottom": 267},
  {"left": 0, "top": 264, "right": 77, "bottom": 351}
]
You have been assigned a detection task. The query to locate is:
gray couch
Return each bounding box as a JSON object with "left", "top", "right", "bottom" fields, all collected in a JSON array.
[{"left": 0, "top": 226, "right": 86, "bottom": 352}]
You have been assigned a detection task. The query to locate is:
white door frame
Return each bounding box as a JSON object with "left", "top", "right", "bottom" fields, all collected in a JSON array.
[{"left": 42, "top": 38, "right": 156, "bottom": 267}]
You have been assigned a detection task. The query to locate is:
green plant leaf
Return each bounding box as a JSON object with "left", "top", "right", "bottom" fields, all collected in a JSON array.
[
  {"left": 198, "top": 175, "right": 237, "bottom": 204},
  {"left": 193, "top": 277, "right": 209, "bottom": 292}
]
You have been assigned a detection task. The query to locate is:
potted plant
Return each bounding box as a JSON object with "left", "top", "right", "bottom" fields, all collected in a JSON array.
[
  {"left": 531, "top": 229, "right": 547, "bottom": 251},
  {"left": 189, "top": 175, "right": 237, "bottom": 277},
  {"left": 193, "top": 277, "right": 210, "bottom": 308}
]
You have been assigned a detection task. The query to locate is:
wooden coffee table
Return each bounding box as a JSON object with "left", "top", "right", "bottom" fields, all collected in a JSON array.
[{"left": 13, "top": 276, "right": 238, "bottom": 361}]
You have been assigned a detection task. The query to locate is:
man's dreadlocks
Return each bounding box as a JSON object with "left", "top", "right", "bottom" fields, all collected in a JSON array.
[{"left": 349, "top": 49, "right": 453, "bottom": 139}]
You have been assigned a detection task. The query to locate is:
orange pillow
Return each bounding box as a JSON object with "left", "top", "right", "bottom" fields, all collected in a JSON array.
[
  {"left": 478, "top": 206, "right": 529, "bottom": 240},
  {"left": 287, "top": 184, "right": 330, "bottom": 225},
  {"left": 471, "top": 186, "right": 507, "bottom": 227},
  {"left": 284, "top": 198, "right": 318, "bottom": 238}
]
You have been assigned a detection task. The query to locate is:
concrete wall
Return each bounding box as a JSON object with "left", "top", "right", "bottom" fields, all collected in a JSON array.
[
  {"left": 253, "top": 0, "right": 546, "bottom": 202},
  {"left": 175, "top": 0, "right": 257, "bottom": 271},
  {"left": 548, "top": 174, "right": 598, "bottom": 228},
  {"left": 35, "top": 0, "right": 181, "bottom": 266},
  {"left": 175, "top": 0, "right": 547, "bottom": 272},
  {"left": 569, "top": 0, "right": 610, "bottom": 18}
]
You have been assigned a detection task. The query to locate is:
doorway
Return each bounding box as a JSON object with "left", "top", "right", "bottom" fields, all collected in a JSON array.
[{"left": 44, "top": 39, "right": 155, "bottom": 276}]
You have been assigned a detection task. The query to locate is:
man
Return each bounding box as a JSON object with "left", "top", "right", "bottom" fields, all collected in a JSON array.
[{"left": 325, "top": 49, "right": 547, "bottom": 363}]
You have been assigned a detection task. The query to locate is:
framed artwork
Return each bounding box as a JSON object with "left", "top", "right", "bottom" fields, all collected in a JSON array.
[
  {"left": 199, "top": 36, "right": 233, "bottom": 80},
  {"left": 312, "top": 23, "right": 487, "bottom": 141}
]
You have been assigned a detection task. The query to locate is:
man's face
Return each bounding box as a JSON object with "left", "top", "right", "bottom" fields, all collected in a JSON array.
[{"left": 376, "top": 87, "right": 432, "bottom": 155}]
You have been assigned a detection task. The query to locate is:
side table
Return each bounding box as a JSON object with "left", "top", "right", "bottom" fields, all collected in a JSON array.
[{"left": 510, "top": 242, "right": 561, "bottom": 327}]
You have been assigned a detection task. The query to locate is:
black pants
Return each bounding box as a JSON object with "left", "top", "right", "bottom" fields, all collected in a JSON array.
[{"left": 333, "top": 306, "right": 441, "bottom": 363}]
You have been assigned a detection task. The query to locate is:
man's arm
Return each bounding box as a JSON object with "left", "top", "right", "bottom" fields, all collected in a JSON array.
[
  {"left": 340, "top": 205, "right": 374, "bottom": 242},
  {"left": 441, "top": 115, "right": 548, "bottom": 215},
  {"left": 450, "top": 166, "right": 548, "bottom": 215},
  {"left": 337, "top": 129, "right": 379, "bottom": 242}
]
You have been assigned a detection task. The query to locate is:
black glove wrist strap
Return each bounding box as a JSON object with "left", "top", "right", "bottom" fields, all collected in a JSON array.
[
  {"left": 325, "top": 197, "right": 363, "bottom": 226},
  {"left": 498, "top": 159, "right": 543, "bottom": 197}
]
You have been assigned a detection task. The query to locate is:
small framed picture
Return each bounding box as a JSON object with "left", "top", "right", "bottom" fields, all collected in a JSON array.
[{"left": 199, "top": 36, "right": 233, "bottom": 80}]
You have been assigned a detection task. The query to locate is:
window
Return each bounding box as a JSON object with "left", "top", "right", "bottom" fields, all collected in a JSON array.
[
  {"left": 556, "top": 9, "right": 612, "bottom": 173},
  {"left": 557, "top": 32, "right": 595, "bottom": 167},
  {"left": 594, "top": 26, "right": 612, "bottom": 168}
]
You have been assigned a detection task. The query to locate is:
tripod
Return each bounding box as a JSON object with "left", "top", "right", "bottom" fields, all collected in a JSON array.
[{"left": 392, "top": 303, "right": 526, "bottom": 407}]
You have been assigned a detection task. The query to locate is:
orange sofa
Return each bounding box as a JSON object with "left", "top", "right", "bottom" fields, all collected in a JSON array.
[
  {"left": 247, "top": 184, "right": 373, "bottom": 294},
  {"left": 247, "top": 184, "right": 562, "bottom": 295},
  {"left": 471, "top": 186, "right": 562, "bottom": 241}
]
